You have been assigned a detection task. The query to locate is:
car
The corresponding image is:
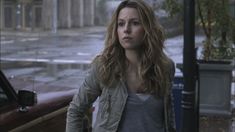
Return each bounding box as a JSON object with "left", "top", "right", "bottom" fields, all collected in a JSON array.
[{"left": 0, "top": 70, "right": 92, "bottom": 132}]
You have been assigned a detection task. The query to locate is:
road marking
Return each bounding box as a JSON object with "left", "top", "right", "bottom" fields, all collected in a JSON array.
[
  {"left": 1, "top": 40, "right": 14, "bottom": 44},
  {"left": 53, "top": 59, "right": 91, "bottom": 64},
  {"left": 1, "top": 57, "right": 91, "bottom": 64},
  {"left": 1, "top": 58, "right": 49, "bottom": 62},
  {"left": 20, "top": 38, "right": 39, "bottom": 42},
  {"left": 77, "top": 52, "right": 91, "bottom": 56}
]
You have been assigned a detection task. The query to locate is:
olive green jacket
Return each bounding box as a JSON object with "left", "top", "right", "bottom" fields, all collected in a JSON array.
[{"left": 66, "top": 61, "right": 176, "bottom": 132}]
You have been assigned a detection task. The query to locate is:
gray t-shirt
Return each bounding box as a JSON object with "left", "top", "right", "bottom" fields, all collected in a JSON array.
[{"left": 118, "top": 93, "right": 165, "bottom": 132}]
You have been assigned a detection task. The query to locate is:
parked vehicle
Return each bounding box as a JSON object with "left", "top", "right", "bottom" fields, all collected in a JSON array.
[{"left": 0, "top": 70, "right": 91, "bottom": 132}]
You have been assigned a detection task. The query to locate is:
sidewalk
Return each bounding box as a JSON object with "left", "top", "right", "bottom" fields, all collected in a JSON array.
[{"left": 1, "top": 26, "right": 106, "bottom": 37}]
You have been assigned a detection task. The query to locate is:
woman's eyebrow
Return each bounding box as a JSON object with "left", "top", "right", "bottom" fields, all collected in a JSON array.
[{"left": 118, "top": 18, "right": 140, "bottom": 21}]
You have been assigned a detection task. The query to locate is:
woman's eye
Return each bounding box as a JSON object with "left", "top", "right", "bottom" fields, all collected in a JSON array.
[
  {"left": 118, "top": 22, "right": 125, "bottom": 27},
  {"left": 133, "top": 21, "right": 140, "bottom": 26}
]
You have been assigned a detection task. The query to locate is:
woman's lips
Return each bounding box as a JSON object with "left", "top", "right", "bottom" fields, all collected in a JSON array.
[{"left": 123, "top": 36, "right": 132, "bottom": 40}]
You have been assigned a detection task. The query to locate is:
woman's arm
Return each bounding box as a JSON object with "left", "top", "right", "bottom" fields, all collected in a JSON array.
[{"left": 66, "top": 63, "right": 102, "bottom": 132}]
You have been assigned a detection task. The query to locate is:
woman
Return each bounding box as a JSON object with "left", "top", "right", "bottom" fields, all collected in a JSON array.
[{"left": 66, "top": 0, "right": 176, "bottom": 132}]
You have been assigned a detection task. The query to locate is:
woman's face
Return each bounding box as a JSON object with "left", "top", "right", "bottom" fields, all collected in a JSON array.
[{"left": 117, "top": 7, "right": 145, "bottom": 51}]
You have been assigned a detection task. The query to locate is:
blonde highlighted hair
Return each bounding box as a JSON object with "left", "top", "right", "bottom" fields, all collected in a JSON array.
[{"left": 93, "top": 0, "right": 173, "bottom": 96}]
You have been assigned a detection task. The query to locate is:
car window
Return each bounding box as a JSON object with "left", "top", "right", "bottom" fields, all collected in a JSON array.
[{"left": 0, "top": 86, "right": 9, "bottom": 107}]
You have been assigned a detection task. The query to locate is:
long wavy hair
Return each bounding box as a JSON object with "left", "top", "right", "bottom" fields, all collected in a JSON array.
[{"left": 94, "top": 0, "right": 172, "bottom": 96}]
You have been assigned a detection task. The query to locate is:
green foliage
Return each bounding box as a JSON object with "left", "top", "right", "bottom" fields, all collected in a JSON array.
[
  {"left": 202, "top": 38, "right": 234, "bottom": 60},
  {"left": 163, "top": 0, "right": 182, "bottom": 17},
  {"left": 164, "top": 0, "right": 235, "bottom": 61},
  {"left": 197, "top": 0, "right": 235, "bottom": 61}
]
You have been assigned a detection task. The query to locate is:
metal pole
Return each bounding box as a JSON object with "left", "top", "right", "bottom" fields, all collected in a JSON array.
[
  {"left": 52, "top": 0, "right": 57, "bottom": 33},
  {"left": 182, "top": 0, "right": 198, "bottom": 132}
]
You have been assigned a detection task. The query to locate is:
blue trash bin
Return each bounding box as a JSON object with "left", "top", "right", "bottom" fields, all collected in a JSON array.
[{"left": 172, "top": 72, "right": 183, "bottom": 132}]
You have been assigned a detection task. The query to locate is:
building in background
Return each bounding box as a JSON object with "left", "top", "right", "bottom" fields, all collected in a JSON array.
[{"left": 0, "top": 0, "right": 95, "bottom": 31}]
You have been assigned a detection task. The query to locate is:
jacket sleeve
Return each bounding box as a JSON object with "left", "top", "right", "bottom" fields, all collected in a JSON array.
[
  {"left": 66, "top": 63, "right": 102, "bottom": 132},
  {"left": 167, "top": 59, "right": 176, "bottom": 132}
]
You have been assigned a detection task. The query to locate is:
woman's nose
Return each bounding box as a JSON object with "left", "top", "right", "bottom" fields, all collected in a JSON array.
[{"left": 124, "top": 24, "right": 131, "bottom": 34}]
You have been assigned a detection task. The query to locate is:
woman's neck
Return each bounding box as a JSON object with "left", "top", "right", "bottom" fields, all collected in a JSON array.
[
  {"left": 125, "top": 50, "right": 140, "bottom": 67},
  {"left": 124, "top": 50, "right": 142, "bottom": 93}
]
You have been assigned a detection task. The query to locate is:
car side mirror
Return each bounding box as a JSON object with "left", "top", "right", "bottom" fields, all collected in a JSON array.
[{"left": 18, "top": 90, "right": 37, "bottom": 112}]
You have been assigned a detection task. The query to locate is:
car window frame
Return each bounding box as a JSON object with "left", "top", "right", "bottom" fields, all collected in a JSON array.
[{"left": 0, "top": 70, "right": 18, "bottom": 103}]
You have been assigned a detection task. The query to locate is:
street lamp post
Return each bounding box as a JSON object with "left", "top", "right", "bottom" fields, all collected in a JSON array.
[{"left": 182, "top": 0, "right": 199, "bottom": 132}]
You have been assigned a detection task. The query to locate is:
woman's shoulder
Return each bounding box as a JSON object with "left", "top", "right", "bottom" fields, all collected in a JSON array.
[
  {"left": 163, "top": 57, "right": 175, "bottom": 70},
  {"left": 166, "top": 57, "right": 174, "bottom": 65},
  {"left": 164, "top": 57, "right": 175, "bottom": 81},
  {"left": 90, "top": 55, "right": 105, "bottom": 75},
  {"left": 168, "top": 58, "right": 175, "bottom": 72},
  {"left": 91, "top": 55, "right": 102, "bottom": 67}
]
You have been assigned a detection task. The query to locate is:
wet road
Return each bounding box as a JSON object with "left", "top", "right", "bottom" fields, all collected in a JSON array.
[
  {"left": 1, "top": 30, "right": 205, "bottom": 72},
  {"left": 1, "top": 31, "right": 106, "bottom": 98},
  {"left": 1, "top": 33, "right": 104, "bottom": 65}
]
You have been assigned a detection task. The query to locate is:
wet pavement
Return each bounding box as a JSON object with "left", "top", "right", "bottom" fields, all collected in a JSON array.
[{"left": 1, "top": 26, "right": 234, "bottom": 131}]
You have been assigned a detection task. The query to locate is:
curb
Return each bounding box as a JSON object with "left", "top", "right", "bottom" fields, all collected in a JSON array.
[{"left": 1, "top": 26, "right": 106, "bottom": 37}]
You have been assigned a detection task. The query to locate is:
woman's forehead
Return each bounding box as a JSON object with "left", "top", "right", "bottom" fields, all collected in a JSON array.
[{"left": 118, "top": 7, "right": 140, "bottom": 20}]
